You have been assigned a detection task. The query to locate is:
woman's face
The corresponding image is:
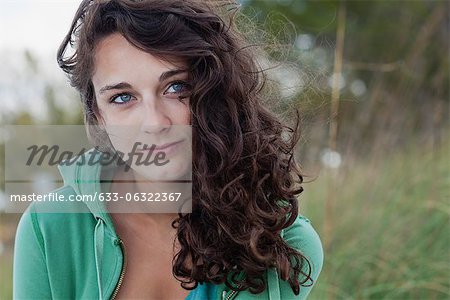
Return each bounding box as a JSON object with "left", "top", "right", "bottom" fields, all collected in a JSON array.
[{"left": 92, "top": 33, "right": 192, "bottom": 182}]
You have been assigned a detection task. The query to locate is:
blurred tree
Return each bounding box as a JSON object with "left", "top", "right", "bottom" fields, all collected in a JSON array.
[
  {"left": 44, "top": 85, "right": 83, "bottom": 125},
  {"left": 241, "top": 0, "right": 449, "bottom": 164}
]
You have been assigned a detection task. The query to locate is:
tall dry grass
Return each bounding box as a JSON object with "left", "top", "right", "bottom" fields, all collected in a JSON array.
[{"left": 301, "top": 133, "right": 449, "bottom": 299}]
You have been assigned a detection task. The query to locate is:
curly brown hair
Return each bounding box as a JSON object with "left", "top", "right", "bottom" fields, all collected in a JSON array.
[{"left": 57, "top": 0, "right": 313, "bottom": 295}]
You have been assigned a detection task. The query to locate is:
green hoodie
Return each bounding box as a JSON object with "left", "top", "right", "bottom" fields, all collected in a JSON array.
[{"left": 13, "top": 148, "right": 324, "bottom": 299}]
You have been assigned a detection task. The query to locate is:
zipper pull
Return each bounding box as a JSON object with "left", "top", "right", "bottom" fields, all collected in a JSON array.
[
  {"left": 223, "top": 289, "right": 239, "bottom": 300},
  {"left": 222, "top": 283, "right": 242, "bottom": 300}
]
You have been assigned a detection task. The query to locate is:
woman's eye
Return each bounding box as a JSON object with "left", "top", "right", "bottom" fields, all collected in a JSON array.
[
  {"left": 165, "top": 82, "right": 190, "bottom": 95},
  {"left": 110, "top": 94, "right": 133, "bottom": 104}
]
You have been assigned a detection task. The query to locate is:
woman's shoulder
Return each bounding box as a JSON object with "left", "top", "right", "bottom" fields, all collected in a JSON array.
[
  {"left": 282, "top": 214, "right": 323, "bottom": 250},
  {"left": 282, "top": 213, "right": 324, "bottom": 265},
  {"left": 279, "top": 213, "right": 324, "bottom": 298},
  {"left": 15, "top": 185, "right": 94, "bottom": 242}
]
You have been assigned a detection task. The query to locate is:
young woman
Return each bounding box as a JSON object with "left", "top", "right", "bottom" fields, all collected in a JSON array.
[{"left": 13, "top": 0, "right": 324, "bottom": 299}]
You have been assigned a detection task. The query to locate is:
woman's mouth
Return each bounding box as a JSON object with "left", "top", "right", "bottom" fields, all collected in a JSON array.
[{"left": 139, "top": 139, "right": 185, "bottom": 156}]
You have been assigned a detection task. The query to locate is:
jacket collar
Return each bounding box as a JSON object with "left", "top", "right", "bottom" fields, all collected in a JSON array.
[{"left": 57, "top": 147, "right": 118, "bottom": 235}]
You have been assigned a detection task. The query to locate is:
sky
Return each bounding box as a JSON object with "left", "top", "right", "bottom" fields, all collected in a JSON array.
[
  {"left": 0, "top": 0, "right": 81, "bottom": 121},
  {"left": 0, "top": 0, "right": 80, "bottom": 56},
  {"left": 0, "top": 0, "right": 249, "bottom": 55}
]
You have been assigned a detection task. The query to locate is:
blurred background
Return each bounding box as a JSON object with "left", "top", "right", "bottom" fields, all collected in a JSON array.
[{"left": 0, "top": 0, "right": 448, "bottom": 299}]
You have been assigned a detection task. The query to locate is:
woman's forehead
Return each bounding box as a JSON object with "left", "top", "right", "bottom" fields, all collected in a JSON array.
[
  {"left": 92, "top": 33, "right": 188, "bottom": 85},
  {"left": 95, "top": 33, "right": 187, "bottom": 64}
]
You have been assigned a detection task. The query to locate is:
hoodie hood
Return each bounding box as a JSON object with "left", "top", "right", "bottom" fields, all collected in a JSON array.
[
  {"left": 57, "top": 147, "right": 118, "bottom": 232},
  {"left": 57, "top": 147, "right": 119, "bottom": 300}
]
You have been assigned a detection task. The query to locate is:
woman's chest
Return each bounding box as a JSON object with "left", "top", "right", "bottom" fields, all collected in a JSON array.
[
  {"left": 108, "top": 211, "right": 194, "bottom": 299},
  {"left": 112, "top": 238, "right": 191, "bottom": 299}
]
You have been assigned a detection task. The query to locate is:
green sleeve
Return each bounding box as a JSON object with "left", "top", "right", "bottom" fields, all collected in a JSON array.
[
  {"left": 13, "top": 205, "right": 52, "bottom": 299},
  {"left": 280, "top": 215, "right": 324, "bottom": 299}
]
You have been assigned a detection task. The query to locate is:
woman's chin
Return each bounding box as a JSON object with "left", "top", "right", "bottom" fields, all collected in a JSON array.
[{"left": 130, "top": 163, "right": 191, "bottom": 182}]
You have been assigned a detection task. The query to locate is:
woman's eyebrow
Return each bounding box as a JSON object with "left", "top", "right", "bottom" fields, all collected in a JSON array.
[
  {"left": 99, "top": 82, "right": 132, "bottom": 94},
  {"left": 159, "top": 68, "right": 188, "bottom": 82},
  {"left": 98, "top": 69, "right": 188, "bottom": 94}
]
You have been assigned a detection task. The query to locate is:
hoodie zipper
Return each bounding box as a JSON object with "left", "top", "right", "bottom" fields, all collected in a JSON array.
[{"left": 111, "top": 238, "right": 127, "bottom": 300}]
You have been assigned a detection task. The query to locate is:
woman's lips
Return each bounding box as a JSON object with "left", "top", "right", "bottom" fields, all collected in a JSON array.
[
  {"left": 154, "top": 140, "right": 183, "bottom": 150},
  {"left": 139, "top": 139, "right": 185, "bottom": 155}
]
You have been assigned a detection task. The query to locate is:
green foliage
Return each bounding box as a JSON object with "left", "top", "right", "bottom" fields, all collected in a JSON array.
[
  {"left": 301, "top": 135, "right": 450, "bottom": 299},
  {"left": 0, "top": 249, "right": 13, "bottom": 299},
  {"left": 241, "top": 0, "right": 448, "bottom": 162}
]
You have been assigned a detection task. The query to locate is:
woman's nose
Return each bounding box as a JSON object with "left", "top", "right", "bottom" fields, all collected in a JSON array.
[{"left": 140, "top": 100, "right": 171, "bottom": 134}]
